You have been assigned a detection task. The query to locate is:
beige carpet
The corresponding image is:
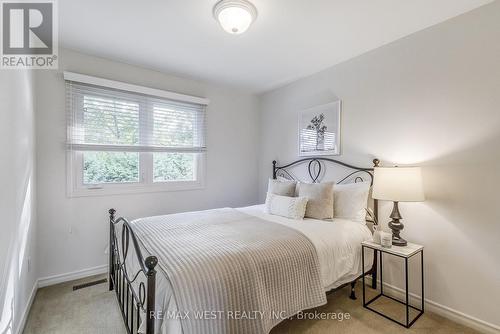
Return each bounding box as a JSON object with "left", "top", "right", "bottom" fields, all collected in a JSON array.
[{"left": 24, "top": 274, "right": 480, "bottom": 334}]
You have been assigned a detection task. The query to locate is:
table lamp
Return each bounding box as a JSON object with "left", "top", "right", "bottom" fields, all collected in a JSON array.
[{"left": 372, "top": 167, "right": 425, "bottom": 246}]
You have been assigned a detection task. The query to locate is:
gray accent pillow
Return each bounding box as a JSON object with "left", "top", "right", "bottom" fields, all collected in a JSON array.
[
  {"left": 297, "top": 182, "right": 334, "bottom": 219},
  {"left": 267, "top": 178, "right": 297, "bottom": 197}
]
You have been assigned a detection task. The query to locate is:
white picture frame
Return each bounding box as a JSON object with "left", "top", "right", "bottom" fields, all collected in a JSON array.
[{"left": 298, "top": 101, "right": 341, "bottom": 156}]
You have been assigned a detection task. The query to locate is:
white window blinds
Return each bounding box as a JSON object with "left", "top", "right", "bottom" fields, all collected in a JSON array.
[{"left": 66, "top": 81, "right": 207, "bottom": 153}]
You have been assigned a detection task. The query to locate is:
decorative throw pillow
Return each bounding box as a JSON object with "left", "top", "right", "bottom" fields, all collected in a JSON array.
[
  {"left": 267, "top": 178, "right": 297, "bottom": 197},
  {"left": 297, "top": 182, "right": 334, "bottom": 220},
  {"left": 264, "top": 193, "right": 308, "bottom": 220},
  {"left": 276, "top": 175, "right": 293, "bottom": 182},
  {"left": 334, "top": 181, "right": 371, "bottom": 222}
]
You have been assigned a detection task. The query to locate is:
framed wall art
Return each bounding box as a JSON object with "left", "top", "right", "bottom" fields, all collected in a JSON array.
[{"left": 298, "top": 101, "right": 341, "bottom": 156}]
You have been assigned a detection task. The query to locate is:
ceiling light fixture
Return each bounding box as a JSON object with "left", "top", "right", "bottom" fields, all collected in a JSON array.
[{"left": 213, "top": 0, "right": 258, "bottom": 35}]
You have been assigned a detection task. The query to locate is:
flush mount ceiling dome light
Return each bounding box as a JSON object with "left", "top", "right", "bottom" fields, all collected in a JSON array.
[{"left": 213, "top": 0, "right": 258, "bottom": 35}]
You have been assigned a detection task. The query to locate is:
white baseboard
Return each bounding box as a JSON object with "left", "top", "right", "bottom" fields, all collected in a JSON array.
[
  {"left": 363, "top": 277, "right": 500, "bottom": 334},
  {"left": 38, "top": 264, "right": 107, "bottom": 288},
  {"left": 15, "top": 279, "right": 38, "bottom": 334}
]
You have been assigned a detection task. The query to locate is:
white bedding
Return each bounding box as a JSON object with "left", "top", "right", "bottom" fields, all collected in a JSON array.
[
  {"left": 240, "top": 205, "right": 373, "bottom": 291},
  {"left": 120, "top": 205, "right": 373, "bottom": 334}
]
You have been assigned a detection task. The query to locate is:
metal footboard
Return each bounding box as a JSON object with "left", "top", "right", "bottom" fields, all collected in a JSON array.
[{"left": 109, "top": 209, "right": 157, "bottom": 334}]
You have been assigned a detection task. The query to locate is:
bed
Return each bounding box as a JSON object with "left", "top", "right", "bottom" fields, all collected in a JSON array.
[{"left": 108, "top": 158, "right": 380, "bottom": 334}]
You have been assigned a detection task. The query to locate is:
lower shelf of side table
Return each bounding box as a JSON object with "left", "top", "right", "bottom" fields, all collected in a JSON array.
[
  {"left": 364, "top": 291, "right": 424, "bottom": 328},
  {"left": 361, "top": 245, "right": 425, "bottom": 328}
]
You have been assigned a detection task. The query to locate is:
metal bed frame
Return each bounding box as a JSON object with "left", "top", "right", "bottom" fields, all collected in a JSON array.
[
  {"left": 108, "top": 158, "right": 380, "bottom": 334},
  {"left": 108, "top": 209, "right": 157, "bottom": 334},
  {"left": 272, "top": 158, "right": 380, "bottom": 299}
]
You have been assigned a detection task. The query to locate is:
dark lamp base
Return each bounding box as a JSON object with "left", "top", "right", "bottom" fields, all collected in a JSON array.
[
  {"left": 391, "top": 236, "right": 407, "bottom": 246},
  {"left": 388, "top": 201, "right": 408, "bottom": 247}
]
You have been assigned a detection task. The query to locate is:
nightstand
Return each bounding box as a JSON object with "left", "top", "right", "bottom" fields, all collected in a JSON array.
[{"left": 361, "top": 240, "right": 424, "bottom": 328}]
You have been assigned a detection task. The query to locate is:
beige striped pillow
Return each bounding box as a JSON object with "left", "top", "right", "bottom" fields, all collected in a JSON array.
[
  {"left": 297, "top": 182, "right": 334, "bottom": 219},
  {"left": 267, "top": 178, "right": 297, "bottom": 197}
]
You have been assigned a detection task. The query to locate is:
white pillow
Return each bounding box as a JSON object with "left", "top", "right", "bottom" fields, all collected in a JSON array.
[
  {"left": 265, "top": 192, "right": 308, "bottom": 220},
  {"left": 276, "top": 176, "right": 293, "bottom": 182},
  {"left": 267, "top": 178, "right": 297, "bottom": 197},
  {"left": 334, "top": 181, "right": 371, "bottom": 222}
]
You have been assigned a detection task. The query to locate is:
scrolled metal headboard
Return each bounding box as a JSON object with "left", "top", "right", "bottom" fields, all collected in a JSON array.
[
  {"left": 273, "top": 157, "right": 380, "bottom": 185},
  {"left": 272, "top": 157, "right": 380, "bottom": 221}
]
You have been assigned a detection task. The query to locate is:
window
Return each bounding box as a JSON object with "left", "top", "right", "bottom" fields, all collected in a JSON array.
[{"left": 66, "top": 73, "right": 208, "bottom": 196}]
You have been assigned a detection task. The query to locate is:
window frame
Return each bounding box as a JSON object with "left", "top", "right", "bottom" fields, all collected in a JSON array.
[
  {"left": 67, "top": 151, "right": 206, "bottom": 197},
  {"left": 65, "top": 72, "right": 208, "bottom": 198}
]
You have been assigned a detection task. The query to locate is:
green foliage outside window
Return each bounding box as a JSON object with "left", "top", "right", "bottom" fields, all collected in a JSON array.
[
  {"left": 154, "top": 153, "right": 194, "bottom": 182},
  {"left": 83, "top": 152, "right": 139, "bottom": 184}
]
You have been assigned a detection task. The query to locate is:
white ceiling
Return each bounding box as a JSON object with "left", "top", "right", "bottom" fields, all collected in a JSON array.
[{"left": 60, "top": 0, "right": 493, "bottom": 93}]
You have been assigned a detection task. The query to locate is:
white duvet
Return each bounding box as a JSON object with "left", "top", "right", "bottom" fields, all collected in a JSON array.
[{"left": 120, "top": 205, "right": 373, "bottom": 334}]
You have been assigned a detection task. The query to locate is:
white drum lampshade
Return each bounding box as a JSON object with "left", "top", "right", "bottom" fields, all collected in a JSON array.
[
  {"left": 373, "top": 167, "right": 424, "bottom": 202},
  {"left": 372, "top": 166, "right": 424, "bottom": 246}
]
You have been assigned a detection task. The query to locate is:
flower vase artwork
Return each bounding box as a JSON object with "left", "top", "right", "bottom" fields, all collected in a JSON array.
[
  {"left": 298, "top": 101, "right": 341, "bottom": 156},
  {"left": 306, "top": 114, "right": 327, "bottom": 151}
]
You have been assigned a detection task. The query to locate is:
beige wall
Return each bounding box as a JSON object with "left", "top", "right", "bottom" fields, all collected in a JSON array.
[
  {"left": 35, "top": 49, "right": 260, "bottom": 279},
  {"left": 258, "top": 2, "right": 500, "bottom": 331}
]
